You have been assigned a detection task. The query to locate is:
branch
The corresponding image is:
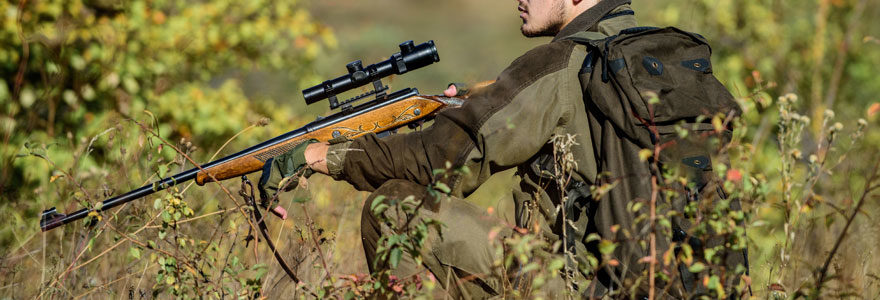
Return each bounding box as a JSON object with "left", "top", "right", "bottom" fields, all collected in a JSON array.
[{"left": 811, "top": 157, "right": 880, "bottom": 297}]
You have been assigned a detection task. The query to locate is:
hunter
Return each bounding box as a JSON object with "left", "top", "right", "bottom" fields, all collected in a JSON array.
[{"left": 262, "top": 0, "right": 747, "bottom": 298}]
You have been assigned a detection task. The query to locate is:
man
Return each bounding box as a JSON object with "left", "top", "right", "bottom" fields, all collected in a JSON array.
[{"left": 263, "top": 0, "right": 745, "bottom": 298}]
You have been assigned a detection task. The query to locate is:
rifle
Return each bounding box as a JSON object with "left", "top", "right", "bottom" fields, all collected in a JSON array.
[{"left": 40, "top": 40, "right": 463, "bottom": 232}]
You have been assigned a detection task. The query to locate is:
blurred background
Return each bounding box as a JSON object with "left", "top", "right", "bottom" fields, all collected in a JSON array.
[{"left": 2, "top": 0, "right": 879, "bottom": 298}]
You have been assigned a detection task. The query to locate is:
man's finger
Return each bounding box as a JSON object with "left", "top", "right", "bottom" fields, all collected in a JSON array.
[
  {"left": 444, "top": 84, "right": 458, "bottom": 97},
  {"left": 271, "top": 206, "right": 288, "bottom": 219}
]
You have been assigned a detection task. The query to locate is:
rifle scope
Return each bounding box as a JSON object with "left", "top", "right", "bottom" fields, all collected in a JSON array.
[{"left": 303, "top": 40, "right": 439, "bottom": 106}]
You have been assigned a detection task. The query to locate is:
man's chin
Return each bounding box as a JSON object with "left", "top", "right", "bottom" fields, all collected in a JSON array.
[{"left": 521, "top": 26, "right": 555, "bottom": 38}]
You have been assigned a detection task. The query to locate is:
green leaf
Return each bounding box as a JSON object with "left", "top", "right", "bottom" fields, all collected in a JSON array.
[
  {"left": 389, "top": 248, "right": 402, "bottom": 269},
  {"left": 706, "top": 274, "right": 720, "bottom": 290},
  {"left": 372, "top": 204, "right": 389, "bottom": 216},
  {"left": 370, "top": 195, "right": 386, "bottom": 210},
  {"left": 433, "top": 182, "right": 451, "bottom": 194},
  {"left": 688, "top": 262, "right": 706, "bottom": 273},
  {"left": 129, "top": 247, "right": 141, "bottom": 259},
  {"left": 520, "top": 262, "right": 539, "bottom": 273},
  {"left": 123, "top": 76, "right": 140, "bottom": 93},
  {"left": 548, "top": 258, "right": 565, "bottom": 271},
  {"left": 158, "top": 165, "right": 169, "bottom": 178},
  {"left": 705, "top": 248, "right": 717, "bottom": 263},
  {"left": 658, "top": 218, "right": 671, "bottom": 230},
  {"left": 599, "top": 240, "right": 617, "bottom": 255},
  {"left": 631, "top": 202, "right": 643, "bottom": 213}
]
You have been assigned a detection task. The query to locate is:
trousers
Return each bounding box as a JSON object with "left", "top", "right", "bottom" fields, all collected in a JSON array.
[{"left": 360, "top": 179, "right": 509, "bottom": 298}]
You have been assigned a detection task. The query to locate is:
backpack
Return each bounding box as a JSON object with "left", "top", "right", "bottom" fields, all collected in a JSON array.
[{"left": 564, "top": 27, "right": 749, "bottom": 297}]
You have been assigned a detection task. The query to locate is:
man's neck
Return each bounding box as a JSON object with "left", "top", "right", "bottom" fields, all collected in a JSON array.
[{"left": 553, "top": 0, "right": 631, "bottom": 41}]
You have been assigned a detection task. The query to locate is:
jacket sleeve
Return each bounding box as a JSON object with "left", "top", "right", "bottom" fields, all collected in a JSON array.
[{"left": 334, "top": 41, "right": 580, "bottom": 194}]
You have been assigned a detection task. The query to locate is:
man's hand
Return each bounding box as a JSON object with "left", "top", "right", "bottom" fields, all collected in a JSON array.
[{"left": 258, "top": 139, "right": 320, "bottom": 200}]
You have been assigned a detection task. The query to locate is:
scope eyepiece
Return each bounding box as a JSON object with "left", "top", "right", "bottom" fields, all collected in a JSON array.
[{"left": 303, "top": 40, "right": 439, "bottom": 106}]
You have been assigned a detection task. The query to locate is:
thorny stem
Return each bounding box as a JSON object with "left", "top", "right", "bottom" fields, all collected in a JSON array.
[{"left": 811, "top": 158, "right": 880, "bottom": 297}]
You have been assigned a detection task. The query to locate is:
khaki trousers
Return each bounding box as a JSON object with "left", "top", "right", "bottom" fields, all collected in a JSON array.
[{"left": 360, "top": 179, "right": 509, "bottom": 299}]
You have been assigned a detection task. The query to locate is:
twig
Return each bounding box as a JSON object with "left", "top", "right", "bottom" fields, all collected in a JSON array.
[
  {"left": 13, "top": 0, "right": 29, "bottom": 98},
  {"left": 181, "top": 123, "right": 257, "bottom": 194},
  {"left": 822, "top": 0, "right": 868, "bottom": 109},
  {"left": 69, "top": 212, "right": 161, "bottom": 273},
  {"left": 811, "top": 158, "right": 880, "bottom": 297},
  {"left": 143, "top": 208, "right": 237, "bottom": 229},
  {"left": 72, "top": 264, "right": 157, "bottom": 300},
  {"left": 133, "top": 259, "right": 150, "bottom": 300},
  {"left": 102, "top": 221, "right": 203, "bottom": 280},
  {"left": 301, "top": 204, "right": 332, "bottom": 284},
  {"left": 648, "top": 175, "right": 658, "bottom": 300}
]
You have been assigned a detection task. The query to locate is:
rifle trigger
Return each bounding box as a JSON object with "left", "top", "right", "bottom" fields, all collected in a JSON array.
[
  {"left": 376, "top": 129, "right": 398, "bottom": 138},
  {"left": 407, "top": 120, "right": 425, "bottom": 130}
]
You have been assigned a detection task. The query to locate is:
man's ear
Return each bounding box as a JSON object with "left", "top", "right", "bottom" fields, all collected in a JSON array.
[{"left": 571, "top": 0, "right": 599, "bottom": 10}]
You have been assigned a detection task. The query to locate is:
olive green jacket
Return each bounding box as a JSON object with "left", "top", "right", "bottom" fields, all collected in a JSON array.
[{"left": 328, "top": 0, "right": 635, "bottom": 198}]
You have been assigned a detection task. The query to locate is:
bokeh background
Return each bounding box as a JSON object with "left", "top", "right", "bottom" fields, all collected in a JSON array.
[{"left": 2, "top": 0, "right": 879, "bottom": 298}]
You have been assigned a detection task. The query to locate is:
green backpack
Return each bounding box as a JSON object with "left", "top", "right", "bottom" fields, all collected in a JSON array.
[{"left": 565, "top": 27, "right": 749, "bottom": 297}]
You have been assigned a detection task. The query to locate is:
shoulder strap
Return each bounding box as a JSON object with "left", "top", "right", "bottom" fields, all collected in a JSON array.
[
  {"left": 561, "top": 31, "right": 608, "bottom": 76},
  {"left": 562, "top": 31, "right": 608, "bottom": 45}
]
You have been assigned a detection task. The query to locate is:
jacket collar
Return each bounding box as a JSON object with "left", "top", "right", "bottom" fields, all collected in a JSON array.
[{"left": 553, "top": 0, "right": 632, "bottom": 42}]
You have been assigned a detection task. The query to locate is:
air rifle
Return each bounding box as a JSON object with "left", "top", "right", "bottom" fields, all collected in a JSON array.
[{"left": 40, "top": 40, "right": 463, "bottom": 232}]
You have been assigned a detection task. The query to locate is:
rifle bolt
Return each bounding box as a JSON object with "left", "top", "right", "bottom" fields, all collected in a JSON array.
[
  {"left": 332, "top": 130, "right": 341, "bottom": 138},
  {"left": 414, "top": 109, "right": 421, "bottom": 116}
]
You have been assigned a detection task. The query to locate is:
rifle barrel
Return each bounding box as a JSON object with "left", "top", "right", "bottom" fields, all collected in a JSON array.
[{"left": 40, "top": 169, "right": 198, "bottom": 231}]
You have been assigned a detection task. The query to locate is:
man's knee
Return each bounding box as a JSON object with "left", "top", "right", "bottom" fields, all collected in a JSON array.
[
  {"left": 360, "top": 179, "right": 434, "bottom": 271},
  {"left": 360, "top": 179, "right": 434, "bottom": 225}
]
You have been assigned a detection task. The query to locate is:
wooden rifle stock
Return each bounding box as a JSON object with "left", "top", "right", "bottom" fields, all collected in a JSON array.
[
  {"left": 40, "top": 89, "right": 464, "bottom": 232},
  {"left": 195, "top": 90, "right": 461, "bottom": 184}
]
